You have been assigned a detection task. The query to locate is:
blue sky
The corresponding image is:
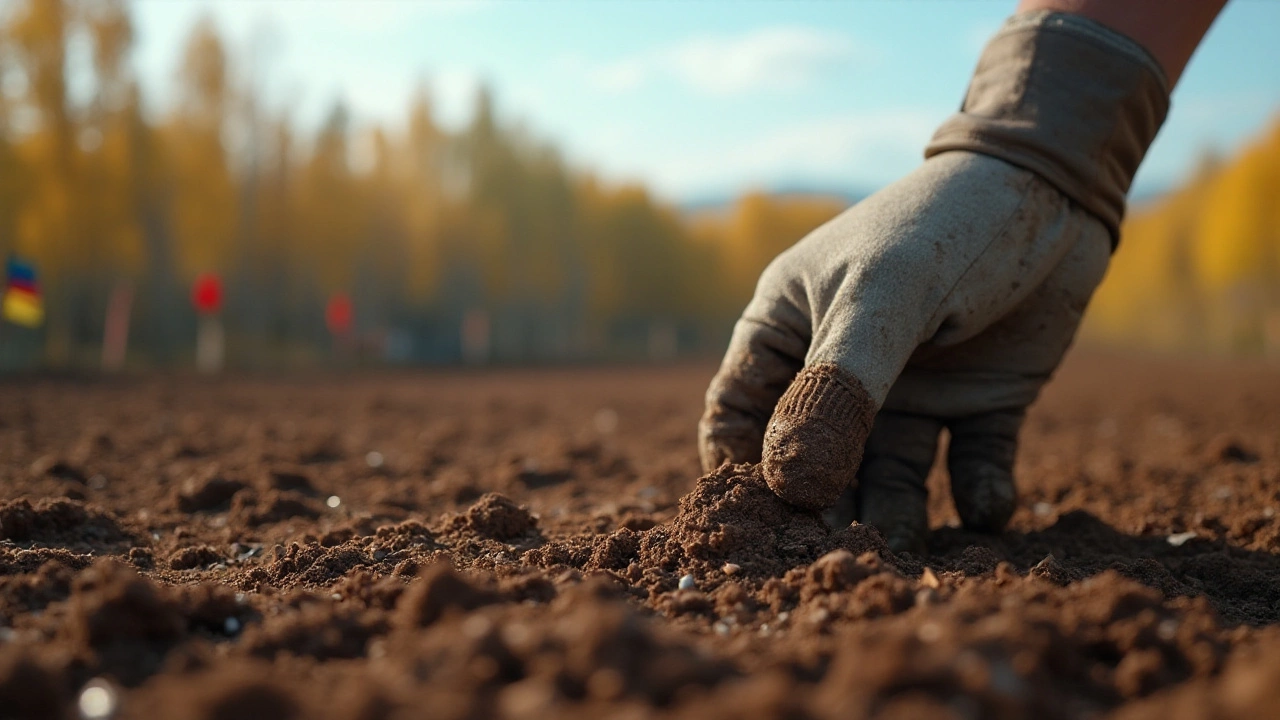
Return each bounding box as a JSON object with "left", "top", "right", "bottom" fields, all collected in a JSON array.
[{"left": 131, "top": 0, "right": 1280, "bottom": 203}]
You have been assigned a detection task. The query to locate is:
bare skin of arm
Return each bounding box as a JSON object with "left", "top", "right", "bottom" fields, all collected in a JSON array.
[{"left": 1018, "top": 0, "right": 1228, "bottom": 86}]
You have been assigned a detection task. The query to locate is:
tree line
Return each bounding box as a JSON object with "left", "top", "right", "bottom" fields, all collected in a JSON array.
[{"left": 0, "top": 0, "right": 1273, "bottom": 370}]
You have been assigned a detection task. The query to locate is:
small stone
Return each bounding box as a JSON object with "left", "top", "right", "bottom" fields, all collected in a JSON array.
[
  {"left": 593, "top": 408, "right": 618, "bottom": 434},
  {"left": 920, "top": 567, "right": 941, "bottom": 589},
  {"left": 326, "top": 495, "right": 341, "bottom": 508},
  {"left": 915, "top": 588, "right": 938, "bottom": 607},
  {"left": 917, "top": 621, "right": 942, "bottom": 643},
  {"left": 1157, "top": 619, "right": 1178, "bottom": 641},
  {"left": 373, "top": 550, "right": 388, "bottom": 561},
  {"left": 331, "top": 593, "right": 342, "bottom": 601},
  {"left": 722, "top": 563, "right": 741, "bottom": 576},
  {"left": 1033, "top": 502, "right": 1054, "bottom": 517},
  {"left": 462, "top": 615, "right": 493, "bottom": 639},
  {"left": 713, "top": 621, "right": 730, "bottom": 636},
  {"left": 78, "top": 679, "right": 117, "bottom": 720},
  {"left": 1166, "top": 531, "right": 1197, "bottom": 547},
  {"left": 223, "top": 617, "right": 241, "bottom": 635},
  {"left": 88, "top": 474, "right": 108, "bottom": 490},
  {"left": 365, "top": 451, "right": 385, "bottom": 469},
  {"left": 678, "top": 574, "right": 695, "bottom": 591}
]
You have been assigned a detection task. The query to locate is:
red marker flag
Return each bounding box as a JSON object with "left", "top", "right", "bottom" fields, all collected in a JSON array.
[
  {"left": 325, "top": 293, "right": 354, "bottom": 336},
  {"left": 192, "top": 273, "right": 223, "bottom": 315}
]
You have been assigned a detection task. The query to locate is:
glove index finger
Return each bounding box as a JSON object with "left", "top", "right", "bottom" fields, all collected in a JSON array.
[
  {"left": 760, "top": 363, "right": 876, "bottom": 511},
  {"left": 698, "top": 317, "right": 806, "bottom": 471}
]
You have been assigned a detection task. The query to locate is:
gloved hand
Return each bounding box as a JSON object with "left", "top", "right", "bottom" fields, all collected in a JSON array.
[{"left": 698, "top": 11, "right": 1169, "bottom": 552}]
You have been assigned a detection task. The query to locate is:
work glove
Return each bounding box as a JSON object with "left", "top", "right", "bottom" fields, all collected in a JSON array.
[{"left": 698, "top": 11, "right": 1169, "bottom": 552}]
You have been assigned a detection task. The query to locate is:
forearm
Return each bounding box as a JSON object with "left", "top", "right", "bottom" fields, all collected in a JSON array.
[{"left": 1017, "top": 0, "right": 1228, "bottom": 86}]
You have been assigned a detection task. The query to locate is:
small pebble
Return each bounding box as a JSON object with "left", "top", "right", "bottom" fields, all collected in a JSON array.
[
  {"left": 331, "top": 593, "right": 342, "bottom": 601},
  {"left": 88, "top": 474, "right": 108, "bottom": 490},
  {"left": 917, "top": 622, "right": 942, "bottom": 643},
  {"left": 1033, "top": 502, "right": 1054, "bottom": 517},
  {"left": 593, "top": 408, "right": 619, "bottom": 434},
  {"left": 678, "top": 574, "right": 695, "bottom": 591},
  {"left": 1166, "top": 531, "right": 1197, "bottom": 547},
  {"left": 920, "top": 567, "right": 941, "bottom": 589},
  {"left": 365, "top": 451, "right": 384, "bottom": 469},
  {"left": 713, "top": 621, "right": 730, "bottom": 636},
  {"left": 326, "top": 495, "right": 341, "bottom": 508},
  {"left": 78, "top": 679, "right": 117, "bottom": 720},
  {"left": 223, "top": 617, "right": 241, "bottom": 635},
  {"left": 1157, "top": 619, "right": 1179, "bottom": 641},
  {"left": 721, "top": 563, "right": 741, "bottom": 576},
  {"left": 373, "top": 550, "right": 388, "bottom": 561}
]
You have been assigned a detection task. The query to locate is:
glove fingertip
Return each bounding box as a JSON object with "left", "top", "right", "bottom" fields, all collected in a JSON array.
[{"left": 761, "top": 364, "right": 875, "bottom": 511}]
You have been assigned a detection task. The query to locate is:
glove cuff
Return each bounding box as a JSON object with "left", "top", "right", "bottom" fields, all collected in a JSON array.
[{"left": 924, "top": 11, "right": 1170, "bottom": 242}]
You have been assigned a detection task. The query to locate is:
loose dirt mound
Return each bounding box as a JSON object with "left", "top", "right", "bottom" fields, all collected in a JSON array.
[{"left": 1, "top": 356, "right": 1279, "bottom": 718}]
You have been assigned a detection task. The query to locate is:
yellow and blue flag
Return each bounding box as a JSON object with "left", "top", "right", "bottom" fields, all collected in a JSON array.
[{"left": 3, "top": 256, "right": 44, "bottom": 328}]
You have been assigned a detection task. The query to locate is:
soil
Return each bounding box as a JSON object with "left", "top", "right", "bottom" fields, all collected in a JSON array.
[{"left": 1, "top": 350, "right": 1279, "bottom": 719}]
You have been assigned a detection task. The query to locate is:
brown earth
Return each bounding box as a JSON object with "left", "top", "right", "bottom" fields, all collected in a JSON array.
[{"left": 1, "top": 350, "right": 1279, "bottom": 719}]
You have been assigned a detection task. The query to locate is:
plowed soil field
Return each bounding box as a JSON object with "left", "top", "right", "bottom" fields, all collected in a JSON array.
[{"left": 3, "top": 351, "right": 1280, "bottom": 719}]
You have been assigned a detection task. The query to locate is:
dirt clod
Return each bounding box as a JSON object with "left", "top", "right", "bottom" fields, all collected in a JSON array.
[{"left": 2, "top": 357, "right": 1279, "bottom": 718}]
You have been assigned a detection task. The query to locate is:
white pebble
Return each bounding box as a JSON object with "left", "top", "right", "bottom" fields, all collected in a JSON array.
[
  {"left": 713, "top": 621, "right": 730, "bottom": 636},
  {"left": 1033, "top": 502, "right": 1054, "bottom": 517},
  {"left": 678, "top": 574, "right": 695, "bottom": 591},
  {"left": 722, "top": 563, "right": 741, "bottom": 576},
  {"left": 326, "top": 495, "right": 341, "bottom": 508},
  {"left": 593, "top": 408, "right": 619, "bottom": 434},
  {"left": 78, "top": 679, "right": 117, "bottom": 720},
  {"left": 1166, "top": 531, "right": 1197, "bottom": 547},
  {"left": 365, "top": 451, "right": 384, "bottom": 468},
  {"left": 223, "top": 617, "right": 241, "bottom": 635}
]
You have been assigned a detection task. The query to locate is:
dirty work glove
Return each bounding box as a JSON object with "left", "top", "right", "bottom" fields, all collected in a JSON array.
[{"left": 698, "top": 11, "right": 1169, "bottom": 550}]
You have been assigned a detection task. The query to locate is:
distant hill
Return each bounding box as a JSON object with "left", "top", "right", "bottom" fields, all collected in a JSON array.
[{"left": 680, "top": 184, "right": 864, "bottom": 217}]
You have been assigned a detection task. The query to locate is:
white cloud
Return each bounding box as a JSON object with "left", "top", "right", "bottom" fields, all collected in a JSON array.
[
  {"left": 583, "top": 27, "right": 857, "bottom": 96},
  {"left": 572, "top": 107, "right": 948, "bottom": 200}
]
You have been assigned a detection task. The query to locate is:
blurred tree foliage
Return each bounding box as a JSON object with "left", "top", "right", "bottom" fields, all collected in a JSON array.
[
  {"left": 1085, "top": 119, "right": 1280, "bottom": 355},
  {"left": 0, "top": 0, "right": 846, "bottom": 368},
  {"left": 3, "top": 1, "right": 1271, "bottom": 369}
]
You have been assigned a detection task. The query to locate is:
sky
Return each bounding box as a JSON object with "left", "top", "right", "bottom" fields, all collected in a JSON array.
[{"left": 130, "top": 0, "right": 1280, "bottom": 204}]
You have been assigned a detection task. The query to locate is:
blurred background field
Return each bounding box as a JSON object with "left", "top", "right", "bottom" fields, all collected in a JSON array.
[{"left": 0, "top": 0, "right": 1277, "bottom": 371}]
